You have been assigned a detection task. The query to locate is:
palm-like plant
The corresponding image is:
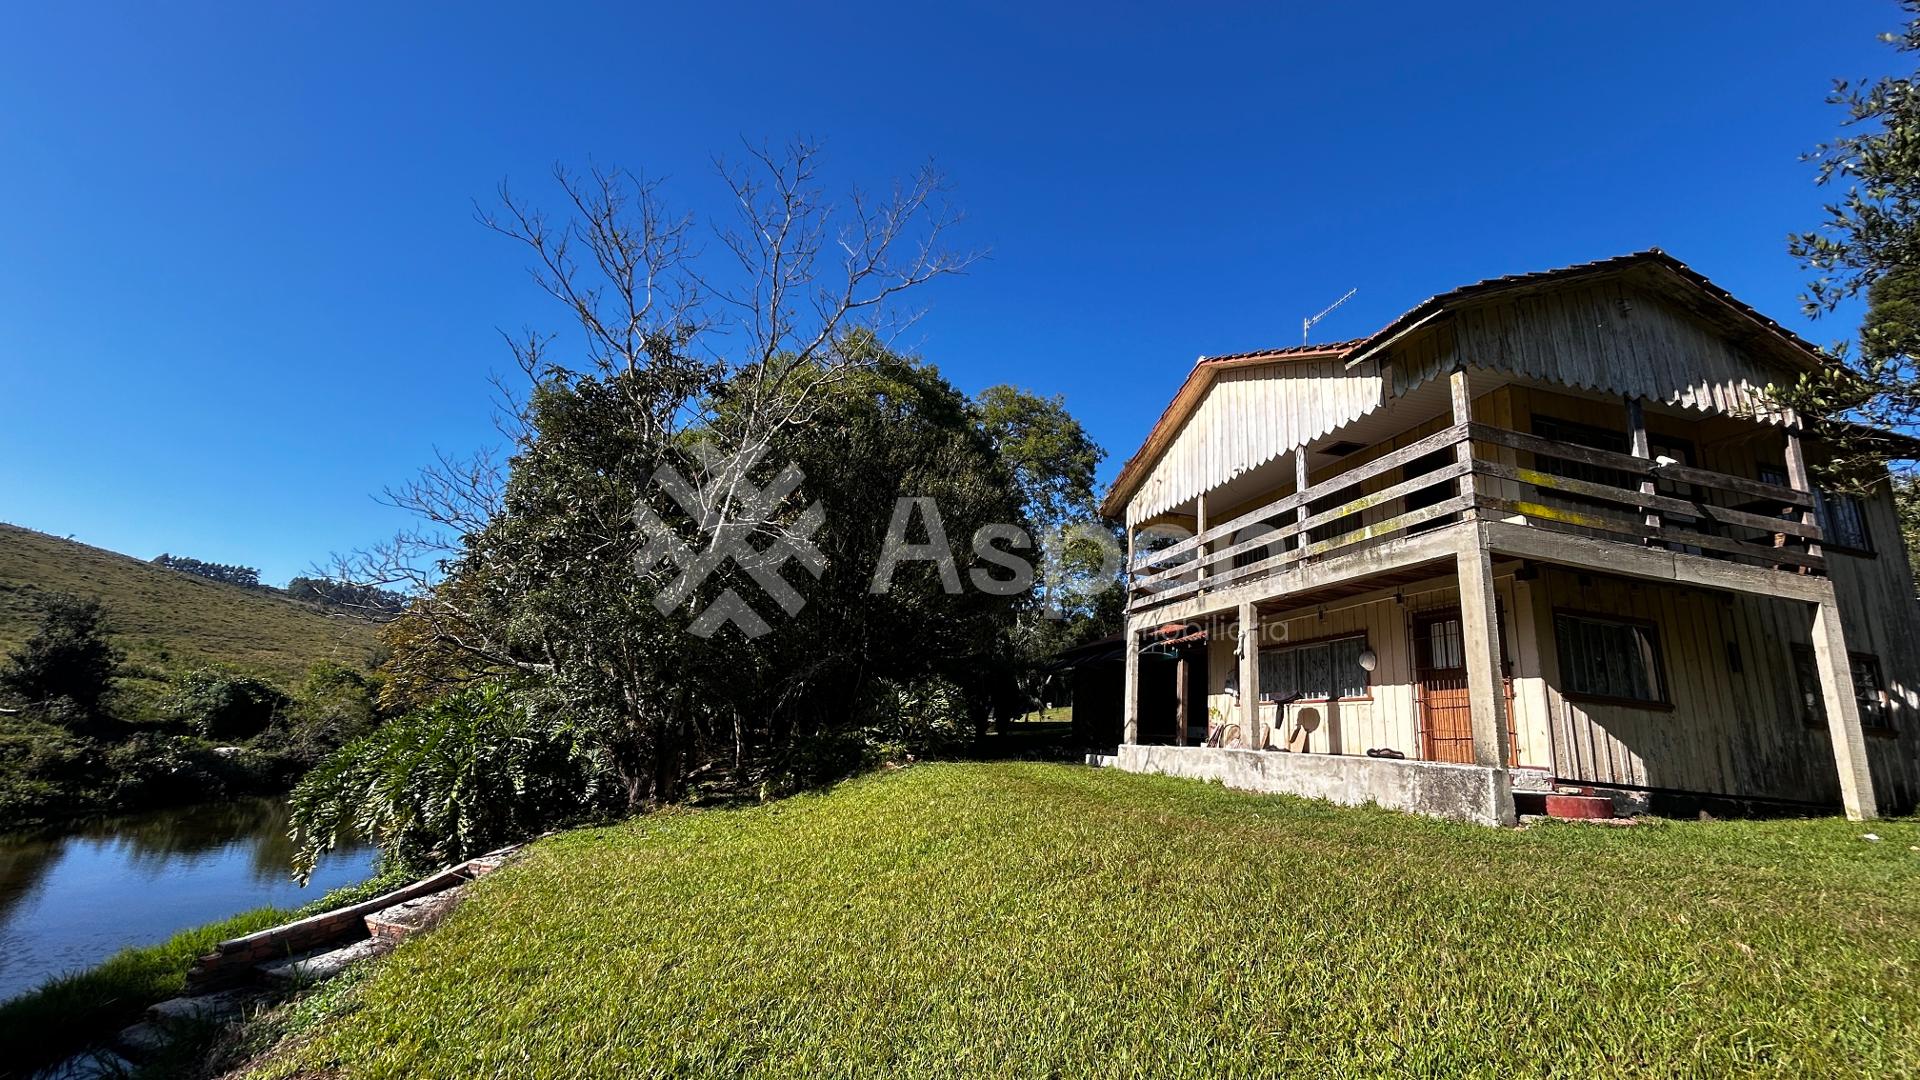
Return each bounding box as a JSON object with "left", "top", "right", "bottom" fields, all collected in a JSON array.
[{"left": 289, "top": 684, "right": 617, "bottom": 881}]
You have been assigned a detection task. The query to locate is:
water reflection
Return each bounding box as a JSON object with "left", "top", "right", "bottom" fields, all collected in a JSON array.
[{"left": 0, "top": 798, "right": 376, "bottom": 1002}]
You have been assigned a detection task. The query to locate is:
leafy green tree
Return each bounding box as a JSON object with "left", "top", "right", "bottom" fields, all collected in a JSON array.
[
  {"left": 295, "top": 144, "right": 1101, "bottom": 879},
  {"left": 329, "top": 145, "right": 983, "bottom": 807},
  {"left": 974, "top": 386, "right": 1104, "bottom": 539},
  {"left": 745, "top": 348, "right": 1028, "bottom": 761},
  {"left": 420, "top": 342, "right": 1027, "bottom": 806},
  {"left": 974, "top": 385, "right": 1119, "bottom": 718},
  {"left": 1777, "top": 2, "right": 1920, "bottom": 497},
  {"left": 0, "top": 593, "right": 119, "bottom": 722},
  {"left": 152, "top": 554, "right": 261, "bottom": 587}
]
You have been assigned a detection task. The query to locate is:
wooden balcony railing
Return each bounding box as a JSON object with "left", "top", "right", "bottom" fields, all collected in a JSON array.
[{"left": 1127, "top": 423, "right": 1821, "bottom": 613}]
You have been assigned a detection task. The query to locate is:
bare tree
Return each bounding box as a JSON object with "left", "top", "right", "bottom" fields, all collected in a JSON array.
[{"left": 327, "top": 139, "right": 978, "bottom": 691}]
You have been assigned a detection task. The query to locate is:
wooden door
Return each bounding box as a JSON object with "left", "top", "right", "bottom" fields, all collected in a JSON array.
[{"left": 1413, "top": 611, "right": 1518, "bottom": 765}]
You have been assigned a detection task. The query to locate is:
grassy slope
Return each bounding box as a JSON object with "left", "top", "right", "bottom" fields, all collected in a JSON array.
[
  {"left": 0, "top": 523, "right": 380, "bottom": 683},
  {"left": 253, "top": 763, "right": 1920, "bottom": 1079}
]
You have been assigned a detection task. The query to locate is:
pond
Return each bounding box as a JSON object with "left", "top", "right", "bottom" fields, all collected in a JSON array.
[{"left": 0, "top": 798, "right": 377, "bottom": 1002}]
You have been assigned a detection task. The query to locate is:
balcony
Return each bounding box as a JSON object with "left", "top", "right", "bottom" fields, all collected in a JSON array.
[{"left": 1126, "top": 420, "right": 1822, "bottom": 617}]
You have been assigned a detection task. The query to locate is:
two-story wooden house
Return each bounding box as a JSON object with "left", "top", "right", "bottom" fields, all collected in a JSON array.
[{"left": 1104, "top": 250, "right": 1919, "bottom": 825}]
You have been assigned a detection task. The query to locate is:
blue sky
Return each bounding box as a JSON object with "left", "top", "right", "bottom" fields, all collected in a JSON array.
[{"left": 0, "top": 2, "right": 1900, "bottom": 585}]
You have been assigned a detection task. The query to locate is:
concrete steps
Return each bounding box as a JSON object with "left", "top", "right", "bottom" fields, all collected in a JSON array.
[
  {"left": 106, "top": 842, "right": 524, "bottom": 1066},
  {"left": 112, "top": 987, "right": 268, "bottom": 1062},
  {"left": 110, "top": 1020, "right": 171, "bottom": 1060},
  {"left": 1543, "top": 793, "right": 1618, "bottom": 820},
  {"left": 1509, "top": 766, "right": 1554, "bottom": 792},
  {"left": 365, "top": 884, "right": 468, "bottom": 943},
  {"left": 258, "top": 936, "right": 390, "bottom": 987},
  {"left": 146, "top": 986, "right": 262, "bottom": 1024},
  {"left": 1514, "top": 781, "right": 1629, "bottom": 823}
]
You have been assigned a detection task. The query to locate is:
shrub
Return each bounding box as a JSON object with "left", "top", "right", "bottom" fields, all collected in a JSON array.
[
  {"left": 863, "top": 676, "right": 972, "bottom": 761},
  {"left": 166, "top": 666, "right": 289, "bottom": 741},
  {"left": 0, "top": 715, "right": 107, "bottom": 823},
  {"left": 0, "top": 592, "right": 120, "bottom": 730},
  {"left": 758, "top": 677, "right": 974, "bottom": 798},
  {"left": 99, "top": 733, "right": 284, "bottom": 809},
  {"left": 289, "top": 683, "right": 619, "bottom": 880},
  {"left": 257, "top": 661, "right": 382, "bottom": 768}
]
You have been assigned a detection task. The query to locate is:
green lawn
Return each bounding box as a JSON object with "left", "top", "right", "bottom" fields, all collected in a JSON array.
[{"left": 250, "top": 763, "right": 1920, "bottom": 1078}]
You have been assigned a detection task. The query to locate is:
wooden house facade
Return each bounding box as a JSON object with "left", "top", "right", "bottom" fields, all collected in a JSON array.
[{"left": 1104, "top": 251, "right": 1920, "bottom": 824}]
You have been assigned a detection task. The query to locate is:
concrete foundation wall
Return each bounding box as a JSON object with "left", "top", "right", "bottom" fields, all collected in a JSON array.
[{"left": 1114, "top": 744, "right": 1515, "bottom": 826}]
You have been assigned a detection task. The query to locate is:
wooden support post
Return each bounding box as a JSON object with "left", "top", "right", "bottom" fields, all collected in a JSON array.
[
  {"left": 1121, "top": 622, "right": 1141, "bottom": 746},
  {"left": 1455, "top": 527, "right": 1510, "bottom": 773},
  {"left": 1784, "top": 420, "right": 1822, "bottom": 563},
  {"left": 1294, "top": 449, "right": 1311, "bottom": 551},
  {"left": 1626, "top": 396, "right": 1661, "bottom": 534},
  {"left": 1520, "top": 566, "right": 1564, "bottom": 776},
  {"left": 1175, "top": 650, "right": 1189, "bottom": 747},
  {"left": 1238, "top": 602, "right": 1261, "bottom": 750},
  {"left": 1810, "top": 599, "right": 1878, "bottom": 820},
  {"left": 1194, "top": 491, "right": 1209, "bottom": 593},
  {"left": 1450, "top": 369, "right": 1477, "bottom": 509}
]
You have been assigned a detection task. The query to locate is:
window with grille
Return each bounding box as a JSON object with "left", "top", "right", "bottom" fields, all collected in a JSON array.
[
  {"left": 1854, "top": 654, "right": 1890, "bottom": 729},
  {"left": 1554, "top": 613, "right": 1666, "bottom": 704},
  {"left": 1794, "top": 646, "right": 1891, "bottom": 731},
  {"left": 1816, "top": 489, "right": 1872, "bottom": 552},
  {"left": 1257, "top": 635, "right": 1369, "bottom": 702},
  {"left": 1757, "top": 467, "right": 1872, "bottom": 553},
  {"left": 1418, "top": 616, "right": 1465, "bottom": 670}
]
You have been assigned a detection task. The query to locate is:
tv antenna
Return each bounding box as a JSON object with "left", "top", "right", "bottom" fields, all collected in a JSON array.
[{"left": 1303, "top": 288, "right": 1357, "bottom": 345}]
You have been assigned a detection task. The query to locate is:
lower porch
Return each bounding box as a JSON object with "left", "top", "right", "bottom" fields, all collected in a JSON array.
[{"left": 1118, "top": 517, "right": 1891, "bottom": 824}]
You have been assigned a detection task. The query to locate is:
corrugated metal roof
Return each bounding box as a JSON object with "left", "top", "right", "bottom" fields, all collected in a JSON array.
[
  {"left": 1198, "top": 339, "right": 1368, "bottom": 365},
  {"left": 1347, "top": 247, "right": 1826, "bottom": 362},
  {"left": 1098, "top": 249, "right": 1833, "bottom": 520}
]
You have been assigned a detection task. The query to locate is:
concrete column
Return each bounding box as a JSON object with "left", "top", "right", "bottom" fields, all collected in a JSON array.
[
  {"left": 1810, "top": 598, "right": 1879, "bottom": 820},
  {"left": 1455, "top": 527, "right": 1510, "bottom": 773},
  {"left": 1238, "top": 601, "right": 1261, "bottom": 750},
  {"left": 1122, "top": 622, "right": 1141, "bottom": 746}
]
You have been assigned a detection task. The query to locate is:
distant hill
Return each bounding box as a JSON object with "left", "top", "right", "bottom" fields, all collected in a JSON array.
[{"left": 0, "top": 523, "right": 383, "bottom": 684}]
